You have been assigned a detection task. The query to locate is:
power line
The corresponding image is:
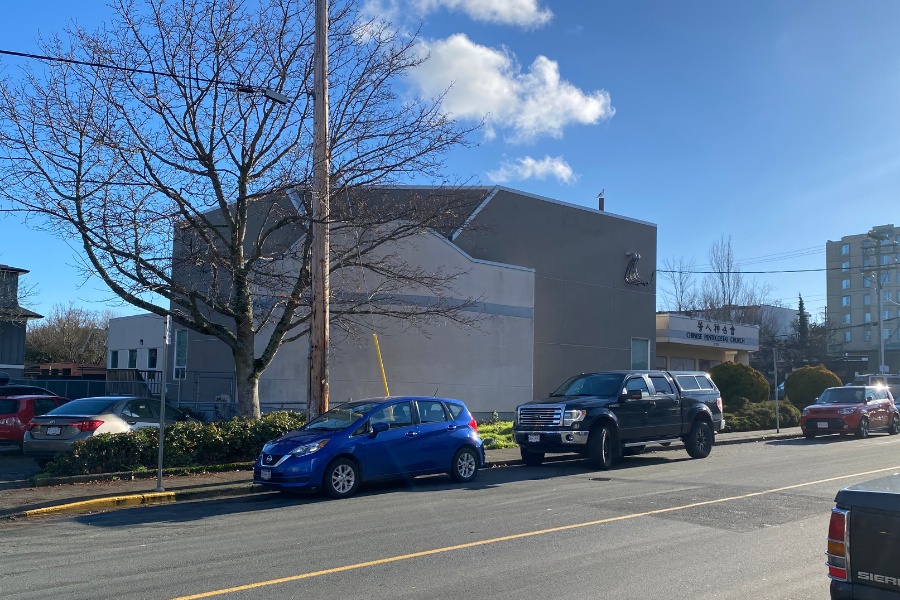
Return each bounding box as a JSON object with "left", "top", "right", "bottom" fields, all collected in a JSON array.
[{"left": 0, "top": 48, "right": 267, "bottom": 95}]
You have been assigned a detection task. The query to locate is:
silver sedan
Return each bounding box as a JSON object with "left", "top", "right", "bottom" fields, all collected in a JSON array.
[{"left": 23, "top": 396, "right": 192, "bottom": 465}]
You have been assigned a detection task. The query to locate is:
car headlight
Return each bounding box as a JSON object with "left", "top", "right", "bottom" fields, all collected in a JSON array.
[
  {"left": 801, "top": 408, "right": 809, "bottom": 416},
  {"left": 837, "top": 407, "right": 857, "bottom": 415},
  {"left": 563, "top": 409, "right": 587, "bottom": 427},
  {"left": 288, "top": 439, "right": 329, "bottom": 457}
]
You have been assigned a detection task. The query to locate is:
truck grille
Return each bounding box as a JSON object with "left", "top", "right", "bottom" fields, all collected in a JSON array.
[{"left": 518, "top": 404, "right": 564, "bottom": 427}]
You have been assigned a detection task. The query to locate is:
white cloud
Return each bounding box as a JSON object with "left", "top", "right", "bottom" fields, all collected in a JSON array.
[
  {"left": 414, "top": 0, "right": 552, "bottom": 28},
  {"left": 361, "top": 0, "right": 552, "bottom": 28},
  {"left": 408, "top": 34, "right": 614, "bottom": 143},
  {"left": 486, "top": 156, "right": 577, "bottom": 184}
]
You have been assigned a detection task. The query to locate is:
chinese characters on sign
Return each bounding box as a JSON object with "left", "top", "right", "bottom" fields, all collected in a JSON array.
[{"left": 686, "top": 319, "right": 745, "bottom": 344}]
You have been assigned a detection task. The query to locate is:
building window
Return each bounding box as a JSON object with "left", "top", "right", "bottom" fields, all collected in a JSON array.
[
  {"left": 110, "top": 350, "right": 119, "bottom": 369},
  {"left": 864, "top": 293, "right": 871, "bottom": 306},
  {"left": 844, "top": 331, "right": 852, "bottom": 342},
  {"left": 884, "top": 328, "right": 893, "bottom": 340},
  {"left": 842, "top": 279, "right": 851, "bottom": 290},
  {"left": 842, "top": 261, "right": 850, "bottom": 271},
  {"left": 882, "top": 255, "right": 892, "bottom": 266},
  {"left": 148, "top": 348, "right": 158, "bottom": 370},
  {"left": 842, "top": 295, "right": 851, "bottom": 307},
  {"left": 842, "top": 313, "right": 851, "bottom": 324},
  {"left": 174, "top": 330, "right": 188, "bottom": 379},
  {"left": 842, "top": 243, "right": 850, "bottom": 255},
  {"left": 863, "top": 258, "right": 872, "bottom": 268},
  {"left": 884, "top": 310, "right": 893, "bottom": 320},
  {"left": 883, "top": 272, "right": 892, "bottom": 284},
  {"left": 128, "top": 349, "right": 137, "bottom": 369},
  {"left": 865, "top": 312, "right": 872, "bottom": 323},
  {"left": 885, "top": 291, "right": 893, "bottom": 303},
  {"left": 865, "top": 330, "right": 872, "bottom": 342},
  {"left": 864, "top": 278, "right": 872, "bottom": 289},
  {"left": 631, "top": 338, "right": 650, "bottom": 370}
]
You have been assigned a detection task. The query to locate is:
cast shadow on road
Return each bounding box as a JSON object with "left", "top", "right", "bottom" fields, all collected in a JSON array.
[
  {"left": 69, "top": 452, "right": 691, "bottom": 529},
  {"left": 767, "top": 433, "right": 893, "bottom": 447}
]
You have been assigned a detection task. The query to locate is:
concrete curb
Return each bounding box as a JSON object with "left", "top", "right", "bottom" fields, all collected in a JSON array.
[
  {"left": 8, "top": 430, "right": 802, "bottom": 519},
  {"left": 13, "top": 482, "right": 270, "bottom": 519}
]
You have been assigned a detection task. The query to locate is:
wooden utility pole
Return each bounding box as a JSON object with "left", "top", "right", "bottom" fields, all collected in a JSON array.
[{"left": 309, "top": 0, "right": 330, "bottom": 419}]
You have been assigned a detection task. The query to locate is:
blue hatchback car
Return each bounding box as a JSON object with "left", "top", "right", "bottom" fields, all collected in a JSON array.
[{"left": 253, "top": 396, "right": 485, "bottom": 498}]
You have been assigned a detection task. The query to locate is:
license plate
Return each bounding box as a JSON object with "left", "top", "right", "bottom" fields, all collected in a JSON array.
[
  {"left": 46, "top": 426, "right": 61, "bottom": 436},
  {"left": 260, "top": 469, "right": 271, "bottom": 481},
  {"left": 528, "top": 434, "right": 540, "bottom": 443},
  {"left": 817, "top": 422, "right": 828, "bottom": 429}
]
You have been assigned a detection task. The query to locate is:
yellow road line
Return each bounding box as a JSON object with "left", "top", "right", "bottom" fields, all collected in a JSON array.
[{"left": 172, "top": 465, "right": 900, "bottom": 600}]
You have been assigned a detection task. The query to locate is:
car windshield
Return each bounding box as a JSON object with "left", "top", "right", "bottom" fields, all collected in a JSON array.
[
  {"left": 45, "top": 398, "right": 117, "bottom": 416},
  {"left": 550, "top": 373, "right": 625, "bottom": 397},
  {"left": 817, "top": 388, "right": 867, "bottom": 405},
  {"left": 303, "top": 401, "right": 383, "bottom": 431}
]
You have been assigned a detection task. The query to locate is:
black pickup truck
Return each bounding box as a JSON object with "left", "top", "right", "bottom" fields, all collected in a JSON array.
[
  {"left": 828, "top": 475, "right": 900, "bottom": 599},
  {"left": 513, "top": 370, "right": 724, "bottom": 470}
]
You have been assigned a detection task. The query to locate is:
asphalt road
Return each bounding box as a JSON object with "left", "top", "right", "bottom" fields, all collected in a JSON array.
[{"left": 4, "top": 434, "right": 898, "bottom": 600}]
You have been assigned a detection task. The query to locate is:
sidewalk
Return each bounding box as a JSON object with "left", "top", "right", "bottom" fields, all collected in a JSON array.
[{"left": 0, "top": 427, "right": 802, "bottom": 520}]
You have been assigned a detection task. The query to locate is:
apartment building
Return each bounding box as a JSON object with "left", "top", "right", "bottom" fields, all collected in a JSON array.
[{"left": 825, "top": 224, "right": 900, "bottom": 372}]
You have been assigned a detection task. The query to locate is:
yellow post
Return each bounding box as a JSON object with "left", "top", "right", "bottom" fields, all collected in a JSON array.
[{"left": 373, "top": 333, "right": 390, "bottom": 396}]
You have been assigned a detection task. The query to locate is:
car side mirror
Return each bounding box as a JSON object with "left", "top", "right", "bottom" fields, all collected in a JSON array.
[{"left": 371, "top": 422, "right": 389, "bottom": 436}]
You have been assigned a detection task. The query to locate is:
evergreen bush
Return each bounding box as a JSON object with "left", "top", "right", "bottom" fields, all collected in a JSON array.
[
  {"left": 783, "top": 365, "right": 842, "bottom": 408},
  {"left": 709, "top": 362, "right": 770, "bottom": 404}
]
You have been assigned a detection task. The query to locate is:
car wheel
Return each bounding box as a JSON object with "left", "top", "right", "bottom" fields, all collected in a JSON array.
[
  {"left": 34, "top": 458, "right": 52, "bottom": 469},
  {"left": 450, "top": 447, "right": 479, "bottom": 483},
  {"left": 804, "top": 432, "right": 817, "bottom": 440},
  {"left": 520, "top": 447, "right": 545, "bottom": 466},
  {"left": 684, "top": 420, "right": 713, "bottom": 459},
  {"left": 890, "top": 415, "right": 900, "bottom": 435},
  {"left": 324, "top": 458, "right": 360, "bottom": 499},
  {"left": 856, "top": 417, "right": 870, "bottom": 439},
  {"left": 587, "top": 424, "right": 617, "bottom": 470}
]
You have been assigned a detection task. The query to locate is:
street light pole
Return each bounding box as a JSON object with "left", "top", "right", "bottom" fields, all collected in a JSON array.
[{"left": 309, "top": 0, "right": 330, "bottom": 420}]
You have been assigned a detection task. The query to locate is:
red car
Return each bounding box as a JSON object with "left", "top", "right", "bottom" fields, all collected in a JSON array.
[
  {"left": 0, "top": 385, "right": 69, "bottom": 449},
  {"left": 800, "top": 385, "right": 899, "bottom": 439}
]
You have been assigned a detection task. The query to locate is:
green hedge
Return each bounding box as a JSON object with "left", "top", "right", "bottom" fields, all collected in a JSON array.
[
  {"left": 724, "top": 400, "right": 801, "bottom": 432},
  {"left": 44, "top": 411, "right": 306, "bottom": 476}
]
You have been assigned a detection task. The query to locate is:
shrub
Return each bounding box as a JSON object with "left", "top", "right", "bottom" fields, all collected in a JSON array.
[
  {"left": 784, "top": 365, "right": 842, "bottom": 408},
  {"left": 724, "top": 400, "right": 801, "bottom": 432},
  {"left": 709, "top": 362, "right": 770, "bottom": 404},
  {"left": 44, "top": 411, "right": 306, "bottom": 476}
]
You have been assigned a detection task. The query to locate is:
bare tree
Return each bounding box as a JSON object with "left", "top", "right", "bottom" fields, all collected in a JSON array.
[
  {"left": 697, "top": 235, "right": 774, "bottom": 322},
  {"left": 0, "top": 0, "right": 481, "bottom": 417},
  {"left": 658, "top": 256, "right": 698, "bottom": 312},
  {"left": 25, "top": 303, "right": 111, "bottom": 365}
]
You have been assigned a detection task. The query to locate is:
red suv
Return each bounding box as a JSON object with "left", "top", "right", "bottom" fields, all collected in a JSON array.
[
  {"left": 800, "top": 385, "right": 899, "bottom": 439},
  {"left": 0, "top": 385, "right": 69, "bottom": 449}
]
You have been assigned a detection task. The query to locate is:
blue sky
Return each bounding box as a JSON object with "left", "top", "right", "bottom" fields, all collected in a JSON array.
[{"left": 2, "top": 0, "right": 899, "bottom": 322}]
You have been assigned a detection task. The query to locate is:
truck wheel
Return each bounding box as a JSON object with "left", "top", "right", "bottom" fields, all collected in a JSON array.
[
  {"left": 587, "top": 424, "right": 617, "bottom": 470},
  {"left": 856, "top": 417, "right": 869, "bottom": 439},
  {"left": 520, "top": 447, "right": 545, "bottom": 466},
  {"left": 890, "top": 415, "right": 900, "bottom": 435},
  {"left": 684, "top": 420, "right": 713, "bottom": 459}
]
